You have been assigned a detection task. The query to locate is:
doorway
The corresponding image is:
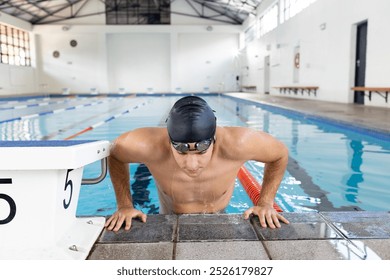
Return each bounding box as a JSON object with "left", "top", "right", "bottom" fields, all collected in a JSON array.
[{"left": 354, "top": 21, "right": 368, "bottom": 104}]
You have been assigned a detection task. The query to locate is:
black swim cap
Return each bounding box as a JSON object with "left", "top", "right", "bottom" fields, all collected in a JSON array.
[{"left": 166, "top": 96, "right": 216, "bottom": 142}]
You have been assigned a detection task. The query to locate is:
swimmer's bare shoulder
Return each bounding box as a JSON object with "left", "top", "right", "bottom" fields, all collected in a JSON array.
[
  {"left": 217, "top": 126, "right": 279, "bottom": 162},
  {"left": 111, "top": 127, "right": 168, "bottom": 163},
  {"left": 217, "top": 127, "right": 259, "bottom": 156}
]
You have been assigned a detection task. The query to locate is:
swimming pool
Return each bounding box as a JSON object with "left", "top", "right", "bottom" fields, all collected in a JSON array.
[{"left": 1, "top": 94, "right": 389, "bottom": 215}]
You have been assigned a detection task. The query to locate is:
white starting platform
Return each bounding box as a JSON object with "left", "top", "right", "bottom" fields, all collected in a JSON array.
[{"left": 0, "top": 140, "right": 110, "bottom": 260}]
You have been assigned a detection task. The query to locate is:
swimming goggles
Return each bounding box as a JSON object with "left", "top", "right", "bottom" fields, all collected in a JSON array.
[{"left": 171, "top": 138, "right": 214, "bottom": 153}]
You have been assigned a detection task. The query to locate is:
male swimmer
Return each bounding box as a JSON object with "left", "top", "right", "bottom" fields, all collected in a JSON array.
[{"left": 105, "top": 96, "right": 289, "bottom": 231}]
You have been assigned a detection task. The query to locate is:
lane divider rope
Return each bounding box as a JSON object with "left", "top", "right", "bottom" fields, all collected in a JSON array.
[
  {"left": 0, "top": 97, "right": 51, "bottom": 105},
  {"left": 0, "top": 96, "right": 90, "bottom": 108},
  {"left": 237, "top": 165, "right": 283, "bottom": 212},
  {"left": 41, "top": 102, "right": 131, "bottom": 140},
  {"left": 0, "top": 99, "right": 70, "bottom": 111},
  {"left": 0, "top": 98, "right": 116, "bottom": 124},
  {"left": 64, "top": 103, "right": 145, "bottom": 140}
]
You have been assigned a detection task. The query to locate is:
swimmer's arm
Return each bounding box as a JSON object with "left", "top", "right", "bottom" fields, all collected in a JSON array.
[
  {"left": 254, "top": 146, "right": 289, "bottom": 228},
  {"left": 242, "top": 130, "right": 289, "bottom": 228},
  {"left": 108, "top": 150, "right": 133, "bottom": 209},
  {"left": 105, "top": 135, "right": 147, "bottom": 231},
  {"left": 258, "top": 137, "right": 288, "bottom": 206}
]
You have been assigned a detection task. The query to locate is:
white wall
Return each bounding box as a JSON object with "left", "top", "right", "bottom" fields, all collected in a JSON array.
[
  {"left": 177, "top": 33, "right": 239, "bottom": 92},
  {"left": 35, "top": 29, "right": 108, "bottom": 94},
  {"left": 240, "top": 0, "right": 390, "bottom": 108},
  {"left": 1, "top": 0, "right": 241, "bottom": 96},
  {"left": 0, "top": 64, "right": 36, "bottom": 95},
  {"left": 32, "top": 24, "right": 240, "bottom": 94},
  {"left": 1, "top": 0, "right": 389, "bottom": 108},
  {"left": 107, "top": 33, "right": 171, "bottom": 93}
]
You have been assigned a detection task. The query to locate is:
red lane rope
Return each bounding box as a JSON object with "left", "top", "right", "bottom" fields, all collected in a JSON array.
[
  {"left": 63, "top": 101, "right": 144, "bottom": 140},
  {"left": 64, "top": 127, "right": 93, "bottom": 140},
  {"left": 237, "top": 165, "right": 283, "bottom": 212}
]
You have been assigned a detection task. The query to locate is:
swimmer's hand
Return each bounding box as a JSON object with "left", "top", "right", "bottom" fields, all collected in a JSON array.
[
  {"left": 105, "top": 206, "right": 147, "bottom": 232},
  {"left": 243, "top": 203, "right": 289, "bottom": 229}
]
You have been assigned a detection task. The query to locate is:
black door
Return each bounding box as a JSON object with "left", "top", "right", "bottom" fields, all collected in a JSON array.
[{"left": 354, "top": 21, "right": 368, "bottom": 104}]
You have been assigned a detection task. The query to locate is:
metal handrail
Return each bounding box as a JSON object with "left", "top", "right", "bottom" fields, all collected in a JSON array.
[
  {"left": 81, "top": 157, "right": 108, "bottom": 185},
  {"left": 318, "top": 212, "right": 368, "bottom": 260}
]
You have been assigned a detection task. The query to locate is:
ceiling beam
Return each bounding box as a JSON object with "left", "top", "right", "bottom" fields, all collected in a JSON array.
[
  {"left": 192, "top": 0, "right": 243, "bottom": 24},
  {"left": 32, "top": 0, "right": 84, "bottom": 24},
  {"left": 73, "top": 0, "right": 90, "bottom": 17},
  {"left": 0, "top": 0, "right": 260, "bottom": 25},
  {"left": 1, "top": 1, "right": 40, "bottom": 21}
]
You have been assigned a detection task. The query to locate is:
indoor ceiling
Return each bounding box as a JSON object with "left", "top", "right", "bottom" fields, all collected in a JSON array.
[{"left": 0, "top": 0, "right": 263, "bottom": 25}]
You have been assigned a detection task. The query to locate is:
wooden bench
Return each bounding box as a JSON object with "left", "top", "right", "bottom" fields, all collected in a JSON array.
[
  {"left": 241, "top": 85, "right": 257, "bottom": 91},
  {"left": 273, "top": 86, "right": 319, "bottom": 96},
  {"left": 351, "top": 87, "right": 390, "bottom": 103}
]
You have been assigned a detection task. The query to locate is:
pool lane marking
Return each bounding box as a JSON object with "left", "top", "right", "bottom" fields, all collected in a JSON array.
[
  {"left": 0, "top": 98, "right": 117, "bottom": 124},
  {"left": 0, "top": 99, "right": 70, "bottom": 111},
  {"left": 0, "top": 97, "right": 50, "bottom": 105},
  {"left": 41, "top": 100, "right": 132, "bottom": 140},
  {"left": 0, "top": 96, "right": 84, "bottom": 109},
  {"left": 64, "top": 103, "right": 145, "bottom": 140},
  {"left": 64, "top": 127, "right": 93, "bottom": 140},
  {"left": 0, "top": 96, "right": 90, "bottom": 105}
]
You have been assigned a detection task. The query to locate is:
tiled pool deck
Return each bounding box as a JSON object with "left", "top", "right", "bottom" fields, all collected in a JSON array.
[
  {"left": 88, "top": 93, "right": 390, "bottom": 260},
  {"left": 88, "top": 212, "right": 390, "bottom": 260},
  {"left": 230, "top": 92, "right": 390, "bottom": 134}
]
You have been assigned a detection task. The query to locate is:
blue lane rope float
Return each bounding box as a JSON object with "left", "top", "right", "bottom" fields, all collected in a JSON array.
[
  {"left": 64, "top": 103, "right": 144, "bottom": 140},
  {"left": 0, "top": 97, "right": 50, "bottom": 105},
  {"left": 0, "top": 98, "right": 118, "bottom": 124},
  {"left": 0, "top": 99, "right": 69, "bottom": 111}
]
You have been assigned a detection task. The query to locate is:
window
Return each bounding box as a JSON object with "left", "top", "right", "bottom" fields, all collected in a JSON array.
[
  {"left": 105, "top": 0, "right": 170, "bottom": 25},
  {"left": 244, "top": 24, "right": 256, "bottom": 43},
  {"left": 259, "top": 2, "right": 278, "bottom": 37},
  {"left": 0, "top": 23, "right": 31, "bottom": 66},
  {"left": 280, "top": 0, "right": 318, "bottom": 24}
]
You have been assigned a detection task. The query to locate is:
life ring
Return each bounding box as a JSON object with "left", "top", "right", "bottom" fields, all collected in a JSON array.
[{"left": 294, "top": 52, "right": 300, "bottom": 69}]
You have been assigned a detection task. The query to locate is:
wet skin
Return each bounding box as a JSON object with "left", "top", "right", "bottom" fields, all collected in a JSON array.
[{"left": 105, "top": 126, "right": 289, "bottom": 232}]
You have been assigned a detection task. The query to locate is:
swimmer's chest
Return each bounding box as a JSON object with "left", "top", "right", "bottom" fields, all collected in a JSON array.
[{"left": 149, "top": 163, "right": 239, "bottom": 200}]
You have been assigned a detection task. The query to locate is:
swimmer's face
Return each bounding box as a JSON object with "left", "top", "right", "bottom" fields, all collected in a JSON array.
[{"left": 170, "top": 141, "right": 214, "bottom": 177}]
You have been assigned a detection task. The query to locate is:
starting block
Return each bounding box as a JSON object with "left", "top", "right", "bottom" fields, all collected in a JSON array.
[{"left": 0, "top": 140, "right": 110, "bottom": 260}]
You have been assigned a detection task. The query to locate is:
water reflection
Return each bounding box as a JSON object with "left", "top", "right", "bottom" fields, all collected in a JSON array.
[
  {"left": 291, "top": 120, "right": 298, "bottom": 154},
  {"left": 343, "top": 140, "right": 364, "bottom": 203},
  {"left": 263, "top": 111, "right": 270, "bottom": 133},
  {"left": 329, "top": 239, "right": 381, "bottom": 260},
  {"left": 0, "top": 118, "right": 43, "bottom": 140},
  {"left": 132, "top": 164, "right": 159, "bottom": 214}
]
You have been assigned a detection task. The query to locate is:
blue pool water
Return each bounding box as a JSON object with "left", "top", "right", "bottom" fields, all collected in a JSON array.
[{"left": 1, "top": 94, "right": 389, "bottom": 216}]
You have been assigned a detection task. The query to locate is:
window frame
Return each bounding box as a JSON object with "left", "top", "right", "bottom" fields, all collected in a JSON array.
[{"left": 0, "top": 23, "right": 31, "bottom": 67}]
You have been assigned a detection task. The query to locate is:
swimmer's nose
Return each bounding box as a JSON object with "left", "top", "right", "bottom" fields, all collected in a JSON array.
[{"left": 184, "top": 154, "right": 200, "bottom": 171}]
